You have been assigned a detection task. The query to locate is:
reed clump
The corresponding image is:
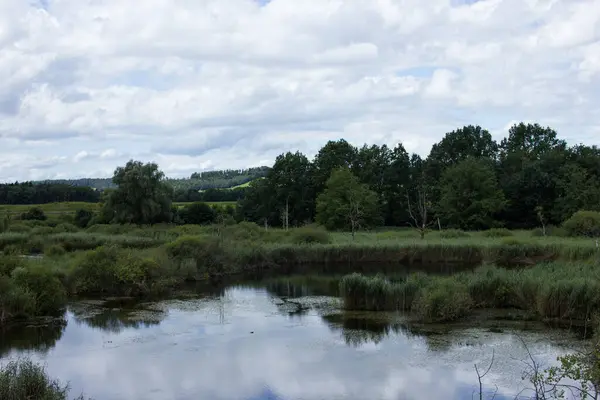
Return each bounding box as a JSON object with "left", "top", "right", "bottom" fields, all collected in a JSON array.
[
  {"left": 0, "top": 358, "right": 89, "bottom": 400},
  {"left": 340, "top": 261, "right": 600, "bottom": 325}
]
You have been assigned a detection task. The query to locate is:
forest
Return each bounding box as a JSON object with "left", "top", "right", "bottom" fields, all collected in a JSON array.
[{"left": 238, "top": 122, "right": 600, "bottom": 231}]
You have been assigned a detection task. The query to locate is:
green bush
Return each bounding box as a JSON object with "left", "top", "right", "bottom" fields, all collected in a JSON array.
[
  {"left": 165, "top": 235, "right": 227, "bottom": 277},
  {"left": 179, "top": 202, "right": 216, "bottom": 225},
  {"left": 439, "top": 229, "right": 470, "bottom": 239},
  {"left": 0, "top": 233, "right": 28, "bottom": 251},
  {"left": 54, "top": 223, "right": 79, "bottom": 233},
  {"left": 0, "top": 256, "right": 26, "bottom": 276},
  {"left": 289, "top": 226, "right": 331, "bottom": 245},
  {"left": 6, "top": 224, "right": 31, "bottom": 233},
  {"left": 74, "top": 209, "right": 94, "bottom": 228},
  {"left": 0, "top": 276, "right": 36, "bottom": 323},
  {"left": 70, "top": 246, "right": 178, "bottom": 296},
  {"left": 339, "top": 273, "right": 393, "bottom": 311},
  {"left": 26, "top": 236, "right": 45, "bottom": 254},
  {"left": 11, "top": 265, "right": 67, "bottom": 316},
  {"left": 45, "top": 245, "right": 66, "bottom": 257},
  {"left": 531, "top": 225, "right": 570, "bottom": 237},
  {"left": 31, "top": 226, "right": 54, "bottom": 236},
  {"left": 481, "top": 228, "right": 513, "bottom": 238},
  {"left": 0, "top": 358, "right": 89, "bottom": 400},
  {"left": 412, "top": 279, "right": 473, "bottom": 322},
  {"left": 563, "top": 211, "right": 600, "bottom": 237},
  {"left": 20, "top": 207, "right": 47, "bottom": 221}
]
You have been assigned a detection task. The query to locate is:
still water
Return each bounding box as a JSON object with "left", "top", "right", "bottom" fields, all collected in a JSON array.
[{"left": 0, "top": 276, "right": 584, "bottom": 400}]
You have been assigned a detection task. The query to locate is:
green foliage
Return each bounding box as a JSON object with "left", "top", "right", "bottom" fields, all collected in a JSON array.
[
  {"left": 6, "top": 224, "right": 30, "bottom": 233},
  {"left": 103, "top": 160, "right": 173, "bottom": 225},
  {"left": 466, "top": 265, "right": 514, "bottom": 308},
  {"left": 70, "top": 246, "right": 178, "bottom": 296},
  {"left": 316, "top": 167, "right": 382, "bottom": 233},
  {"left": 0, "top": 358, "right": 89, "bottom": 400},
  {"left": 11, "top": 265, "right": 67, "bottom": 316},
  {"left": 74, "top": 209, "right": 94, "bottom": 228},
  {"left": 438, "top": 229, "right": 470, "bottom": 239},
  {"left": 165, "top": 236, "right": 227, "bottom": 278},
  {"left": 20, "top": 207, "right": 47, "bottom": 221},
  {"left": 288, "top": 226, "right": 331, "bottom": 245},
  {"left": 563, "top": 210, "right": 600, "bottom": 237},
  {"left": 0, "top": 276, "right": 36, "bottom": 323},
  {"left": 179, "top": 202, "right": 216, "bottom": 225},
  {"left": 437, "top": 158, "right": 505, "bottom": 230},
  {"left": 412, "top": 279, "right": 473, "bottom": 322},
  {"left": 45, "top": 245, "right": 66, "bottom": 257},
  {"left": 54, "top": 223, "right": 79, "bottom": 233},
  {"left": 481, "top": 228, "right": 514, "bottom": 237}
]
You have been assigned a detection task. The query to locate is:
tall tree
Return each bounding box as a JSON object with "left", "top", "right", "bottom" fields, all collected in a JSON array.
[
  {"left": 426, "top": 125, "right": 499, "bottom": 183},
  {"left": 437, "top": 158, "right": 506, "bottom": 230},
  {"left": 382, "top": 143, "right": 412, "bottom": 226},
  {"left": 316, "top": 167, "right": 381, "bottom": 237},
  {"left": 312, "top": 139, "right": 358, "bottom": 194},
  {"left": 498, "top": 123, "right": 568, "bottom": 228},
  {"left": 237, "top": 178, "right": 278, "bottom": 228},
  {"left": 268, "top": 151, "right": 315, "bottom": 227},
  {"left": 103, "top": 160, "right": 173, "bottom": 225}
]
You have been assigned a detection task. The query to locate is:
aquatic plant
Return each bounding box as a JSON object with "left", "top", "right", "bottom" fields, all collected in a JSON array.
[{"left": 0, "top": 358, "right": 90, "bottom": 400}]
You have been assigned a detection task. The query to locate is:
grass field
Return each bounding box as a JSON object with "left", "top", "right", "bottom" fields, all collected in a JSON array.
[{"left": 0, "top": 201, "right": 237, "bottom": 215}]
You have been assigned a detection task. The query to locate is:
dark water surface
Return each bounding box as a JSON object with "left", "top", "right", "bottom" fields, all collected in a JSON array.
[{"left": 0, "top": 276, "right": 584, "bottom": 400}]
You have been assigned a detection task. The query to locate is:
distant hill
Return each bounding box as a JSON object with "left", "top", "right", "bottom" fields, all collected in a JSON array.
[{"left": 35, "top": 166, "right": 270, "bottom": 191}]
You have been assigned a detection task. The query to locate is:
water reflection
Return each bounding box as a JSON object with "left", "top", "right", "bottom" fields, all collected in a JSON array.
[
  {"left": 0, "top": 278, "right": 583, "bottom": 400},
  {"left": 0, "top": 319, "right": 66, "bottom": 358}
]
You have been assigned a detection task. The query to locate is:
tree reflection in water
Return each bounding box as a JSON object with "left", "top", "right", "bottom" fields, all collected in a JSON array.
[{"left": 0, "top": 318, "right": 67, "bottom": 358}]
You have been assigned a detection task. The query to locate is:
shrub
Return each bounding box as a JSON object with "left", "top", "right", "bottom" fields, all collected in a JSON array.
[
  {"left": 165, "top": 235, "right": 227, "bottom": 277},
  {"left": 11, "top": 265, "right": 67, "bottom": 316},
  {"left": 0, "top": 256, "right": 26, "bottom": 276},
  {"left": 45, "top": 245, "right": 66, "bottom": 257},
  {"left": 7, "top": 224, "right": 31, "bottom": 233},
  {"left": 20, "top": 207, "right": 47, "bottom": 221},
  {"left": 0, "top": 233, "right": 28, "bottom": 251},
  {"left": 563, "top": 211, "right": 600, "bottom": 237},
  {"left": 31, "top": 226, "right": 54, "bottom": 236},
  {"left": 74, "top": 209, "right": 94, "bottom": 228},
  {"left": 289, "top": 226, "right": 331, "bottom": 245},
  {"left": 0, "top": 277, "right": 36, "bottom": 323},
  {"left": 439, "top": 229, "right": 470, "bottom": 239},
  {"left": 412, "top": 278, "right": 473, "bottom": 322},
  {"left": 0, "top": 359, "right": 87, "bottom": 400},
  {"left": 54, "top": 223, "right": 79, "bottom": 233},
  {"left": 179, "top": 202, "right": 216, "bottom": 225},
  {"left": 70, "top": 246, "right": 179, "bottom": 296},
  {"left": 26, "top": 236, "right": 45, "bottom": 255},
  {"left": 222, "top": 222, "right": 265, "bottom": 241},
  {"left": 481, "top": 228, "right": 513, "bottom": 238}
]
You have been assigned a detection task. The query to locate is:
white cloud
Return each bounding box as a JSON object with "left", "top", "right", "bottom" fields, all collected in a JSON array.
[{"left": 0, "top": 0, "right": 599, "bottom": 181}]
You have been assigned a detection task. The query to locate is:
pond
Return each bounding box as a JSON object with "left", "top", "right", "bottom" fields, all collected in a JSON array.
[{"left": 0, "top": 275, "right": 586, "bottom": 400}]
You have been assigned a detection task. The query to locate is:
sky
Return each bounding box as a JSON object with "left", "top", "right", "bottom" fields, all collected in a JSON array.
[{"left": 1, "top": 0, "right": 600, "bottom": 181}]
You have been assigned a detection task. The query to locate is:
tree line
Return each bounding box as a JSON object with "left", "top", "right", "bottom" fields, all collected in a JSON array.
[
  {"left": 32, "top": 167, "right": 269, "bottom": 192},
  {"left": 0, "top": 182, "right": 100, "bottom": 204},
  {"left": 238, "top": 123, "right": 600, "bottom": 231}
]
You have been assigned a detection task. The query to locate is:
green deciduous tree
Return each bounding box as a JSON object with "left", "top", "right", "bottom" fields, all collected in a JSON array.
[
  {"left": 103, "top": 160, "right": 173, "bottom": 225},
  {"left": 437, "top": 158, "right": 506, "bottom": 230},
  {"left": 316, "top": 167, "right": 382, "bottom": 238},
  {"left": 312, "top": 139, "right": 357, "bottom": 194}
]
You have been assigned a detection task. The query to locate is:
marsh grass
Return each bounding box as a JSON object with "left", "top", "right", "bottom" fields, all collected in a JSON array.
[
  {"left": 340, "top": 261, "right": 600, "bottom": 325},
  {"left": 0, "top": 358, "right": 89, "bottom": 400}
]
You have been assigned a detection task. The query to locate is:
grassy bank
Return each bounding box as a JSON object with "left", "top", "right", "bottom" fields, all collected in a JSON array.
[
  {"left": 1, "top": 220, "right": 599, "bottom": 328},
  {"left": 339, "top": 262, "right": 600, "bottom": 326}
]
